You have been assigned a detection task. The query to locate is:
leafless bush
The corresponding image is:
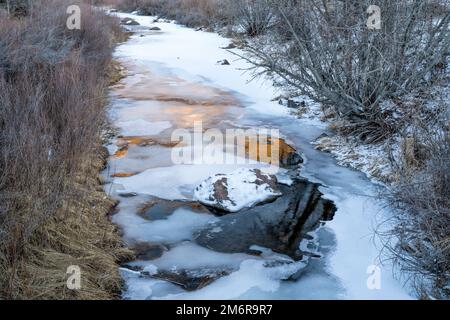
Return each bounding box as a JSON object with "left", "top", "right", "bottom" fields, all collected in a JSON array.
[
  {"left": 383, "top": 107, "right": 449, "bottom": 299},
  {"left": 0, "top": 0, "right": 131, "bottom": 299},
  {"left": 116, "top": 0, "right": 278, "bottom": 33},
  {"left": 239, "top": 0, "right": 450, "bottom": 143},
  {"left": 228, "top": 0, "right": 274, "bottom": 36},
  {"left": 116, "top": 0, "right": 160, "bottom": 14},
  {"left": 117, "top": 0, "right": 232, "bottom": 27}
]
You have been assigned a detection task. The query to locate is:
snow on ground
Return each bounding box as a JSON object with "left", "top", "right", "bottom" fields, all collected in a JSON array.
[
  {"left": 313, "top": 134, "right": 396, "bottom": 185},
  {"left": 324, "top": 191, "right": 412, "bottom": 299},
  {"left": 194, "top": 168, "right": 281, "bottom": 212},
  {"left": 106, "top": 11, "right": 414, "bottom": 300},
  {"left": 310, "top": 76, "right": 449, "bottom": 186}
]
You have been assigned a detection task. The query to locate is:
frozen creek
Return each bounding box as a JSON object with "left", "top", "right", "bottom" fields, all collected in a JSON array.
[{"left": 104, "top": 12, "right": 413, "bottom": 300}]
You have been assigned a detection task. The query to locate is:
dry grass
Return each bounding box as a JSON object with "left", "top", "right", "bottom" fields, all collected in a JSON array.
[
  {"left": 108, "top": 60, "right": 129, "bottom": 86},
  {"left": 117, "top": 0, "right": 232, "bottom": 27},
  {"left": 3, "top": 152, "right": 133, "bottom": 299},
  {"left": 0, "top": 0, "right": 133, "bottom": 299}
]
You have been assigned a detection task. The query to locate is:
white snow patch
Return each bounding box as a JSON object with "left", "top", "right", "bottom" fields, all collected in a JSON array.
[
  {"left": 312, "top": 134, "right": 396, "bottom": 185},
  {"left": 194, "top": 168, "right": 281, "bottom": 212},
  {"left": 106, "top": 143, "right": 119, "bottom": 157}
]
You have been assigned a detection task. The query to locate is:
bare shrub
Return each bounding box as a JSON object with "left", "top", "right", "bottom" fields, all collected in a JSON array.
[
  {"left": 116, "top": 0, "right": 227, "bottom": 27},
  {"left": 383, "top": 107, "right": 449, "bottom": 299},
  {"left": 116, "top": 0, "right": 161, "bottom": 14},
  {"left": 116, "top": 0, "right": 276, "bottom": 33},
  {"left": 239, "top": 0, "right": 450, "bottom": 143},
  {"left": 228, "top": 0, "right": 274, "bottom": 36}
]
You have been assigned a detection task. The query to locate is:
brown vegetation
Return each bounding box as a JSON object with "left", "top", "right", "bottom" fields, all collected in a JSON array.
[
  {"left": 117, "top": 0, "right": 231, "bottom": 27},
  {"left": 0, "top": 0, "right": 133, "bottom": 299}
]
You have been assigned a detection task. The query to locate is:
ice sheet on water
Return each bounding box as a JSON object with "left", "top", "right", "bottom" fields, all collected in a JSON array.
[
  {"left": 113, "top": 207, "right": 218, "bottom": 244},
  {"left": 275, "top": 172, "right": 294, "bottom": 186},
  {"left": 136, "top": 242, "right": 257, "bottom": 271},
  {"left": 238, "top": 272, "right": 345, "bottom": 300},
  {"left": 113, "top": 13, "right": 289, "bottom": 118},
  {"left": 122, "top": 241, "right": 312, "bottom": 300},
  {"left": 157, "top": 259, "right": 307, "bottom": 300},
  {"left": 113, "top": 147, "right": 267, "bottom": 200},
  {"left": 121, "top": 268, "right": 184, "bottom": 300},
  {"left": 116, "top": 119, "right": 172, "bottom": 136},
  {"left": 324, "top": 191, "right": 413, "bottom": 300}
]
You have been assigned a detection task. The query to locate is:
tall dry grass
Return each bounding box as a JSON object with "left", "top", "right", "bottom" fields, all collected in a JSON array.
[
  {"left": 0, "top": 0, "right": 133, "bottom": 299},
  {"left": 117, "top": 0, "right": 233, "bottom": 27}
]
